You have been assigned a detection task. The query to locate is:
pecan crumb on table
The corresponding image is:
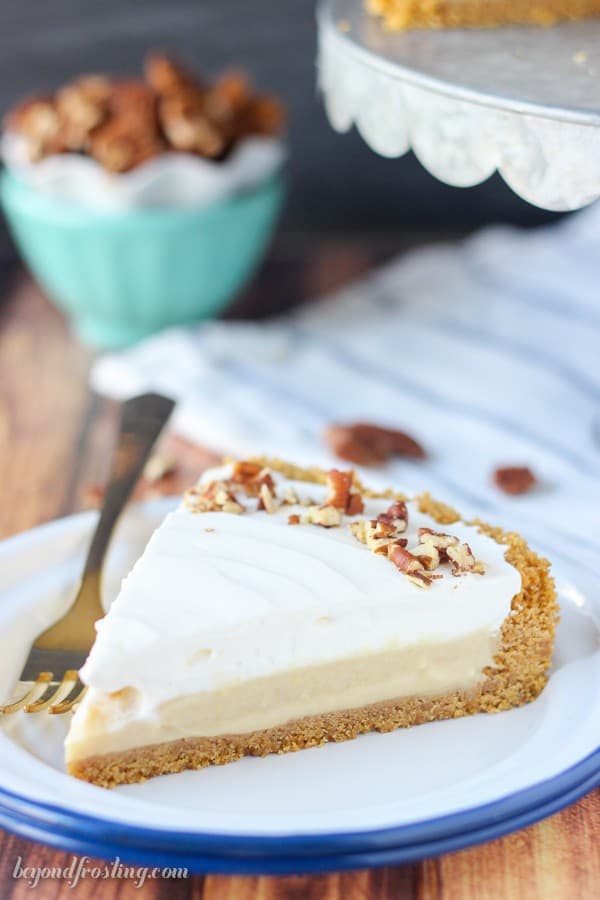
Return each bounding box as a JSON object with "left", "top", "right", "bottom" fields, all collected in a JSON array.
[
  {"left": 325, "top": 422, "right": 426, "bottom": 467},
  {"left": 493, "top": 466, "right": 538, "bottom": 496}
]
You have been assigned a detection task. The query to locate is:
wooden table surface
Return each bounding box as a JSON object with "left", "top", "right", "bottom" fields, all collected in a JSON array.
[{"left": 0, "top": 240, "right": 598, "bottom": 899}]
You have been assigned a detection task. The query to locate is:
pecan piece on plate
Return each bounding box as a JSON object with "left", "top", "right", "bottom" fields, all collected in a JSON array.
[
  {"left": 325, "top": 422, "right": 426, "bottom": 467},
  {"left": 493, "top": 466, "right": 537, "bottom": 496}
]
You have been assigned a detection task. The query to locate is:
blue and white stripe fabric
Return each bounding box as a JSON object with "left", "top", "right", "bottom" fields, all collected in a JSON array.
[{"left": 91, "top": 206, "right": 600, "bottom": 576}]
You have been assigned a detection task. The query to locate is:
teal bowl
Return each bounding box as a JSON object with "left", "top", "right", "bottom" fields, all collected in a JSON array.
[{"left": 0, "top": 169, "right": 284, "bottom": 348}]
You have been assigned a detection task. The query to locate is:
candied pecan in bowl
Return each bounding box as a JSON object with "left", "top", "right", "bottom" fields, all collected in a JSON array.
[
  {"left": 493, "top": 466, "right": 537, "bottom": 496},
  {"left": 5, "top": 54, "right": 285, "bottom": 171},
  {"left": 109, "top": 80, "right": 158, "bottom": 123},
  {"left": 325, "top": 422, "right": 426, "bottom": 467},
  {"left": 159, "top": 94, "right": 225, "bottom": 157},
  {"left": 5, "top": 96, "right": 65, "bottom": 161},
  {"left": 144, "top": 54, "right": 200, "bottom": 97},
  {"left": 56, "top": 76, "right": 112, "bottom": 151},
  {"left": 89, "top": 117, "right": 165, "bottom": 173},
  {"left": 204, "top": 71, "right": 251, "bottom": 129}
]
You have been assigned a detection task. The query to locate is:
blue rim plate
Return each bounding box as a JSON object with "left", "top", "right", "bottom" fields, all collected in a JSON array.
[
  {"left": 0, "top": 754, "right": 598, "bottom": 874},
  {"left": 0, "top": 505, "right": 598, "bottom": 874}
]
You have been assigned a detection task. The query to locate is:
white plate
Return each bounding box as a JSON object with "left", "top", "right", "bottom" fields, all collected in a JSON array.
[{"left": 0, "top": 501, "right": 598, "bottom": 873}]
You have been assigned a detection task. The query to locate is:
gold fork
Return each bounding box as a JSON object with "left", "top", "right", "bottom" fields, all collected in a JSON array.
[{"left": 1, "top": 392, "right": 175, "bottom": 716}]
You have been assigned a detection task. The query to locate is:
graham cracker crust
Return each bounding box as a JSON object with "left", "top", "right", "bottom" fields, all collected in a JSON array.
[
  {"left": 367, "top": 0, "right": 600, "bottom": 28},
  {"left": 69, "top": 459, "right": 558, "bottom": 788}
]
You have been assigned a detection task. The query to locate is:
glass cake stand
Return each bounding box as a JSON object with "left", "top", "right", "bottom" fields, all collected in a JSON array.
[{"left": 318, "top": 0, "right": 600, "bottom": 211}]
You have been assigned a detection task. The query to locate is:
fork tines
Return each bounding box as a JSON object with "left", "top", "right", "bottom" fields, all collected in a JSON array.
[{"left": 1, "top": 671, "right": 86, "bottom": 715}]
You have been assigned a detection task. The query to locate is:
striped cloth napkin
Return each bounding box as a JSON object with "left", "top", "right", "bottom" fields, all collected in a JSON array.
[{"left": 91, "top": 205, "right": 600, "bottom": 580}]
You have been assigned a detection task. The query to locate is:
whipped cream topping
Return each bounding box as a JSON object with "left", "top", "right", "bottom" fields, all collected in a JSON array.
[{"left": 79, "top": 465, "right": 521, "bottom": 715}]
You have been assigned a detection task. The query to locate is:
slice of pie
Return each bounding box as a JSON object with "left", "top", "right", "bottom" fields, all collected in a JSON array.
[
  {"left": 366, "top": 0, "right": 600, "bottom": 29},
  {"left": 66, "top": 459, "right": 557, "bottom": 787}
]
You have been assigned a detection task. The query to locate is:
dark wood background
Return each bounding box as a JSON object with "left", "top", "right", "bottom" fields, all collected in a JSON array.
[{"left": 0, "top": 238, "right": 598, "bottom": 898}]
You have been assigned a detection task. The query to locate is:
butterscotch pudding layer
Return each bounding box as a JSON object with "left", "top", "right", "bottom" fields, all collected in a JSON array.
[
  {"left": 66, "top": 459, "right": 557, "bottom": 788},
  {"left": 367, "top": 0, "right": 600, "bottom": 28},
  {"left": 66, "top": 628, "right": 498, "bottom": 765}
]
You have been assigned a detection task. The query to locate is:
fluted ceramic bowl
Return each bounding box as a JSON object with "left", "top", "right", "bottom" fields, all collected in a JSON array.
[{"left": 0, "top": 168, "right": 284, "bottom": 348}]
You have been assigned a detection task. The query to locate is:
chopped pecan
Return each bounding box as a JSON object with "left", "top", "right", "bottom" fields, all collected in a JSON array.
[
  {"left": 231, "top": 460, "right": 263, "bottom": 482},
  {"left": 257, "top": 481, "right": 279, "bottom": 514},
  {"left": 347, "top": 490, "right": 365, "bottom": 516},
  {"left": 418, "top": 528, "right": 458, "bottom": 561},
  {"left": 365, "top": 521, "right": 400, "bottom": 555},
  {"left": 446, "top": 542, "right": 486, "bottom": 576},
  {"left": 325, "top": 422, "right": 426, "bottom": 467},
  {"left": 185, "top": 480, "right": 244, "bottom": 515},
  {"left": 387, "top": 542, "right": 439, "bottom": 588},
  {"left": 349, "top": 520, "right": 367, "bottom": 544},
  {"left": 283, "top": 487, "right": 300, "bottom": 505},
  {"left": 350, "top": 518, "right": 407, "bottom": 556},
  {"left": 231, "top": 462, "right": 275, "bottom": 500},
  {"left": 376, "top": 501, "right": 408, "bottom": 534},
  {"left": 324, "top": 469, "right": 365, "bottom": 515},
  {"left": 493, "top": 466, "right": 537, "bottom": 496},
  {"left": 388, "top": 543, "right": 425, "bottom": 576},
  {"left": 325, "top": 469, "right": 353, "bottom": 510},
  {"left": 408, "top": 541, "right": 440, "bottom": 571},
  {"left": 304, "top": 505, "right": 343, "bottom": 528},
  {"left": 370, "top": 520, "right": 397, "bottom": 539},
  {"left": 288, "top": 513, "right": 301, "bottom": 525}
]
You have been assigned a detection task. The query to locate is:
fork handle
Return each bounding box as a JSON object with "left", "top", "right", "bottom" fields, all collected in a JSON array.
[
  {"left": 35, "top": 392, "right": 175, "bottom": 651},
  {"left": 82, "top": 392, "right": 175, "bottom": 579}
]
